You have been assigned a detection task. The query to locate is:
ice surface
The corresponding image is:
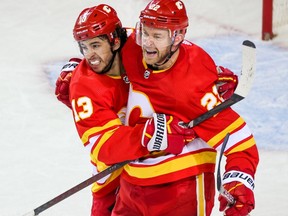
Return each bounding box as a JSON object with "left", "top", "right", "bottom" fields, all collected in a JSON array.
[{"left": 0, "top": 0, "right": 287, "bottom": 215}]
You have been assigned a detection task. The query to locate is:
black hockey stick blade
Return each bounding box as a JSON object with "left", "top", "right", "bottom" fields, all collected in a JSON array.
[
  {"left": 186, "top": 40, "right": 256, "bottom": 128},
  {"left": 22, "top": 160, "right": 131, "bottom": 216}
]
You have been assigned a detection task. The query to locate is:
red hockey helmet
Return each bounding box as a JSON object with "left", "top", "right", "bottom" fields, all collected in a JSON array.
[
  {"left": 139, "top": 0, "right": 188, "bottom": 34},
  {"left": 73, "top": 4, "right": 122, "bottom": 42}
]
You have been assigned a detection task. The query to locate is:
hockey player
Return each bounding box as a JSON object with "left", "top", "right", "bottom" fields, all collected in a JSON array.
[
  {"left": 55, "top": 2, "right": 245, "bottom": 216},
  {"left": 110, "top": 0, "right": 258, "bottom": 215},
  {"left": 61, "top": 4, "right": 197, "bottom": 216}
]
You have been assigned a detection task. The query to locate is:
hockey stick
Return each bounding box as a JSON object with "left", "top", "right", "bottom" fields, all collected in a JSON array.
[
  {"left": 22, "top": 160, "right": 131, "bottom": 216},
  {"left": 216, "top": 133, "right": 235, "bottom": 205},
  {"left": 22, "top": 40, "right": 256, "bottom": 216}
]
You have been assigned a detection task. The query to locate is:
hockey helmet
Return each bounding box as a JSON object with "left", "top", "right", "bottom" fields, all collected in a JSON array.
[
  {"left": 73, "top": 4, "right": 122, "bottom": 42},
  {"left": 139, "top": 0, "right": 188, "bottom": 35}
]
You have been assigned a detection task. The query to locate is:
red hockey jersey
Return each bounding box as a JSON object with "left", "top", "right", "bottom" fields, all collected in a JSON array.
[
  {"left": 69, "top": 60, "right": 133, "bottom": 197},
  {"left": 120, "top": 32, "right": 259, "bottom": 186}
]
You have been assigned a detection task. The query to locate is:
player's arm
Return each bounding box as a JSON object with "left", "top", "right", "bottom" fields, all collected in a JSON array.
[
  {"left": 189, "top": 55, "right": 258, "bottom": 215},
  {"left": 99, "top": 113, "right": 197, "bottom": 164},
  {"left": 218, "top": 143, "right": 258, "bottom": 216},
  {"left": 71, "top": 83, "right": 195, "bottom": 167},
  {"left": 87, "top": 112, "right": 197, "bottom": 165},
  {"left": 193, "top": 102, "right": 258, "bottom": 216}
]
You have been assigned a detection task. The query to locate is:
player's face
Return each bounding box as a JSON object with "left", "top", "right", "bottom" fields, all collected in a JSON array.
[
  {"left": 79, "top": 36, "right": 113, "bottom": 73},
  {"left": 141, "top": 25, "right": 173, "bottom": 66}
]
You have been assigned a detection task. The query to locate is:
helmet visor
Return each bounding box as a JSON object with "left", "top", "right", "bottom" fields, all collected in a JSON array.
[
  {"left": 135, "top": 22, "right": 174, "bottom": 49},
  {"left": 78, "top": 36, "right": 115, "bottom": 73}
]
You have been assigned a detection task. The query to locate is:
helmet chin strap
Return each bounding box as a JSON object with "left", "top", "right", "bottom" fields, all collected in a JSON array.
[{"left": 147, "top": 37, "right": 182, "bottom": 70}]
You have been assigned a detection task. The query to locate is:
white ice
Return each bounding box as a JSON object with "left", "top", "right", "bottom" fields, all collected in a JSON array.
[{"left": 0, "top": 0, "right": 287, "bottom": 215}]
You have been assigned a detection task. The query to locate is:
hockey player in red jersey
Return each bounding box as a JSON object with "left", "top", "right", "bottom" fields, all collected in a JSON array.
[
  {"left": 62, "top": 4, "right": 198, "bottom": 216},
  {"left": 55, "top": 2, "right": 249, "bottom": 216},
  {"left": 110, "top": 0, "right": 259, "bottom": 215},
  {"left": 68, "top": 5, "right": 129, "bottom": 215}
]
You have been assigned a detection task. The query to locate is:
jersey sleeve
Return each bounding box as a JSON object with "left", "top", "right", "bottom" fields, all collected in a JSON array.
[
  {"left": 189, "top": 56, "right": 259, "bottom": 176},
  {"left": 181, "top": 45, "right": 259, "bottom": 176},
  {"left": 69, "top": 65, "right": 149, "bottom": 195},
  {"left": 70, "top": 79, "right": 149, "bottom": 165}
]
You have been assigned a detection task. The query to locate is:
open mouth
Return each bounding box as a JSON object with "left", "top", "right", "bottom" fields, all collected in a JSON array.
[
  {"left": 144, "top": 49, "right": 157, "bottom": 57},
  {"left": 89, "top": 59, "right": 101, "bottom": 66}
]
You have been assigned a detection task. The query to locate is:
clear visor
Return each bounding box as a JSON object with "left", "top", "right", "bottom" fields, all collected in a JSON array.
[
  {"left": 78, "top": 37, "right": 115, "bottom": 73},
  {"left": 78, "top": 36, "right": 113, "bottom": 57},
  {"left": 135, "top": 21, "right": 175, "bottom": 49}
]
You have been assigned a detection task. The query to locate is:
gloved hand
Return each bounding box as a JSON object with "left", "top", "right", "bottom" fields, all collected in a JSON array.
[
  {"left": 141, "top": 113, "right": 197, "bottom": 155},
  {"left": 55, "top": 58, "right": 81, "bottom": 108},
  {"left": 216, "top": 66, "right": 238, "bottom": 100},
  {"left": 219, "top": 170, "right": 255, "bottom": 216}
]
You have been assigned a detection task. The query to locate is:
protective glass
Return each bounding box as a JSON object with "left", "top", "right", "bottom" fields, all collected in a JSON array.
[{"left": 135, "top": 22, "right": 174, "bottom": 49}]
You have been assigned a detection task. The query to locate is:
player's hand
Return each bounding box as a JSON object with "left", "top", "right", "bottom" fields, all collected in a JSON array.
[
  {"left": 216, "top": 66, "right": 238, "bottom": 100},
  {"left": 141, "top": 113, "right": 196, "bottom": 155},
  {"left": 218, "top": 170, "right": 255, "bottom": 216},
  {"left": 55, "top": 58, "right": 81, "bottom": 108}
]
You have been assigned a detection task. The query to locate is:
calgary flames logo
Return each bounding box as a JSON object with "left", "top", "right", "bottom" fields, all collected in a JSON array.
[
  {"left": 78, "top": 10, "right": 91, "bottom": 24},
  {"left": 148, "top": 1, "right": 183, "bottom": 11}
]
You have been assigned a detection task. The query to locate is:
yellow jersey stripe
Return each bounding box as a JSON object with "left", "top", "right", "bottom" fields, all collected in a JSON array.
[
  {"left": 81, "top": 118, "right": 122, "bottom": 144},
  {"left": 228, "top": 136, "right": 256, "bottom": 154},
  {"left": 91, "top": 168, "right": 122, "bottom": 193},
  {"left": 207, "top": 117, "right": 245, "bottom": 147},
  {"left": 90, "top": 128, "right": 118, "bottom": 172},
  {"left": 124, "top": 151, "right": 216, "bottom": 178},
  {"left": 197, "top": 173, "right": 205, "bottom": 216}
]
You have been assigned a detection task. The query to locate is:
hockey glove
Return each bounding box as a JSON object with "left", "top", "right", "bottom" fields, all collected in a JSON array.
[
  {"left": 55, "top": 58, "right": 81, "bottom": 109},
  {"left": 216, "top": 66, "right": 238, "bottom": 100},
  {"left": 141, "top": 113, "right": 197, "bottom": 155},
  {"left": 218, "top": 170, "right": 255, "bottom": 216}
]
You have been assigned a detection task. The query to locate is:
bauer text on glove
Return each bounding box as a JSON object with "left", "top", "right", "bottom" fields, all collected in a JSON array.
[{"left": 218, "top": 170, "right": 255, "bottom": 216}]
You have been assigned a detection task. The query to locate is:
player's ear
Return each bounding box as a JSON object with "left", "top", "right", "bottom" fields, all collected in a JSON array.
[
  {"left": 173, "top": 34, "right": 184, "bottom": 47},
  {"left": 112, "top": 38, "right": 121, "bottom": 51}
]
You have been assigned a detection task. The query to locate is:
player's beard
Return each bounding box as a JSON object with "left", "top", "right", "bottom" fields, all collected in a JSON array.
[
  {"left": 142, "top": 45, "right": 171, "bottom": 68},
  {"left": 87, "top": 51, "right": 114, "bottom": 74}
]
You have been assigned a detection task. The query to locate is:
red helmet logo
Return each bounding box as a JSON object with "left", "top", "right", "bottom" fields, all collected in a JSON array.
[{"left": 77, "top": 10, "right": 91, "bottom": 25}]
